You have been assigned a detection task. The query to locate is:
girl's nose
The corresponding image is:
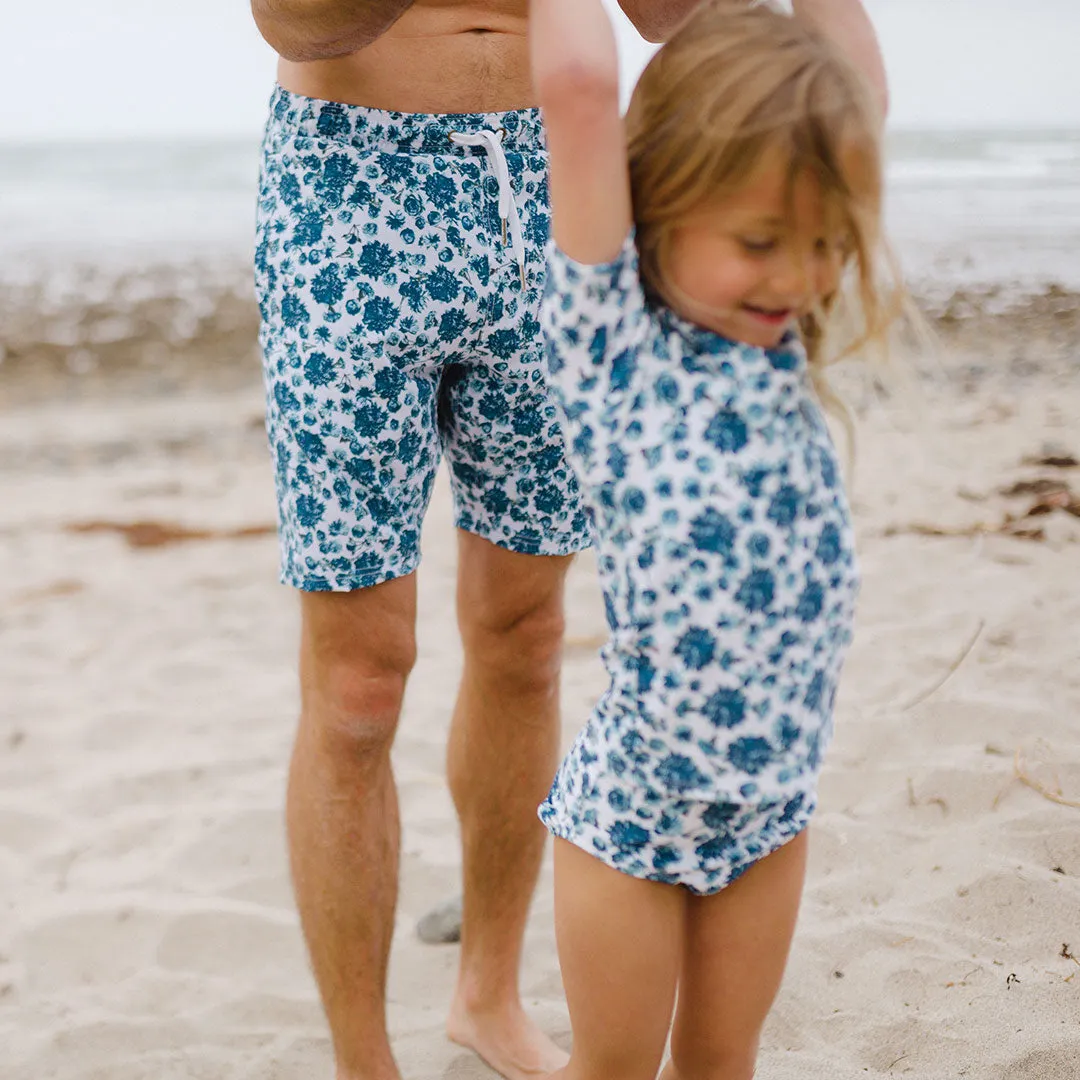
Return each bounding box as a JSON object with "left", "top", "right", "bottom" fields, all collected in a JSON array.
[{"left": 770, "top": 251, "right": 812, "bottom": 301}]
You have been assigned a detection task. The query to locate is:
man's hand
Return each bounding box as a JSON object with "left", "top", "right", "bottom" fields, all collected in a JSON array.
[
  {"left": 616, "top": 0, "right": 703, "bottom": 43},
  {"left": 251, "top": 0, "right": 415, "bottom": 62}
]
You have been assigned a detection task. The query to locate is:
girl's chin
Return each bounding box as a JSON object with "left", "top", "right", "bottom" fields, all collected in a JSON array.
[
  {"left": 704, "top": 314, "right": 792, "bottom": 349},
  {"left": 669, "top": 299, "right": 794, "bottom": 348}
]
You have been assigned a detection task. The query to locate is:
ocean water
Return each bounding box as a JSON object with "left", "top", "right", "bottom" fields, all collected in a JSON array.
[
  {"left": 0, "top": 139, "right": 261, "bottom": 270},
  {"left": 1, "top": 127, "right": 1078, "bottom": 371},
  {"left": 884, "top": 129, "right": 1080, "bottom": 304},
  {"left": 3, "top": 127, "right": 1079, "bottom": 287}
]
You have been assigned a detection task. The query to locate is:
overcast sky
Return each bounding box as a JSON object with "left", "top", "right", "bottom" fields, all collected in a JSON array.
[{"left": 1, "top": 1, "right": 1075, "bottom": 141}]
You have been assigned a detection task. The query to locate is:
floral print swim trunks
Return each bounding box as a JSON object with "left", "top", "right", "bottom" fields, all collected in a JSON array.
[
  {"left": 255, "top": 87, "right": 591, "bottom": 591},
  {"left": 538, "top": 234, "right": 861, "bottom": 894}
]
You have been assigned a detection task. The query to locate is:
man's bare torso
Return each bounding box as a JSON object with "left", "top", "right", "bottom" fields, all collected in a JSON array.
[{"left": 279, "top": 0, "right": 532, "bottom": 114}]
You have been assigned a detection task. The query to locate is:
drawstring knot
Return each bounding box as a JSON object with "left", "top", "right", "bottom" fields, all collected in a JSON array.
[{"left": 449, "top": 128, "right": 528, "bottom": 289}]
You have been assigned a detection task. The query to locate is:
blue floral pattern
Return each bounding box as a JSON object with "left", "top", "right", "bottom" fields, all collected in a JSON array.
[
  {"left": 538, "top": 235, "right": 861, "bottom": 894},
  {"left": 255, "top": 87, "right": 590, "bottom": 591}
]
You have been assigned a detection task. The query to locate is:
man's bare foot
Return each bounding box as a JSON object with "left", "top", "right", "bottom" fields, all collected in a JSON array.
[{"left": 447, "top": 998, "right": 569, "bottom": 1080}]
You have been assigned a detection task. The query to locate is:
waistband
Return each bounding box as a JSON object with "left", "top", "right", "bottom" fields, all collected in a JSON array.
[{"left": 266, "top": 85, "right": 546, "bottom": 155}]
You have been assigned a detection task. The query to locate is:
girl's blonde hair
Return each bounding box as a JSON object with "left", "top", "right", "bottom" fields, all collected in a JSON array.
[{"left": 626, "top": 0, "right": 902, "bottom": 394}]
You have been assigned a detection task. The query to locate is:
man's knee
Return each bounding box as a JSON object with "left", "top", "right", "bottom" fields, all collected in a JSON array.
[
  {"left": 299, "top": 588, "right": 418, "bottom": 760},
  {"left": 460, "top": 588, "right": 566, "bottom": 693},
  {"left": 308, "top": 661, "right": 413, "bottom": 757}
]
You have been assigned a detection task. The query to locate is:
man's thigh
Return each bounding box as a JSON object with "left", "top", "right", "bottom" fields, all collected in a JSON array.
[
  {"left": 444, "top": 358, "right": 592, "bottom": 561},
  {"left": 440, "top": 125, "right": 593, "bottom": 564}
]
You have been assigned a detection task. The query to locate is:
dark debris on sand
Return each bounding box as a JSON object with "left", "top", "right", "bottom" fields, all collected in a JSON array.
[{"left": 885, "top": 446, "right": 1080, "bottom": 543}]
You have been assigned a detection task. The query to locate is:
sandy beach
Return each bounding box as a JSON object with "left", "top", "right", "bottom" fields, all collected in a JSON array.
[{"left": 1, "top": 313, "right": 1078, "bottom": 1080}]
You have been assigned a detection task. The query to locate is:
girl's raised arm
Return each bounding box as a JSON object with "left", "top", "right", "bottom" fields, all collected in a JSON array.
[{"left": 530, "top": 0, "right": 634, "bottom": 265}]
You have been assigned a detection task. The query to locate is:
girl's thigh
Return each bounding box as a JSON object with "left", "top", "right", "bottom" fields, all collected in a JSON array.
[
  {"left": 669, "top": 830, "right": 810, "bottom": 1080},
  {"left": 553, "top": 838, "right": 685, "bottom": 1080}
]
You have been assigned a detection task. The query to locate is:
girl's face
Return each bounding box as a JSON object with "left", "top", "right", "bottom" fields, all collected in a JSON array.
[{"left": 664, "top": 153, "right": 849, "bottom": 348}]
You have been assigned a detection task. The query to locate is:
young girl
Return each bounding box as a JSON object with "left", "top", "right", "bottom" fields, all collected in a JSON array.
[{"left": 531, "top": 2, "right": 896, "bottom": 1078}]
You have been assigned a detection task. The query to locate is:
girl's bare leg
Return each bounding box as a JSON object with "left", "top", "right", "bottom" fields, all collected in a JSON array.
[
  {"left": 661, "top": 831, "right": 810, "bottom": 1080},
  {"left": 551, "top": 839, "right": 686, "bottom": 1080}
]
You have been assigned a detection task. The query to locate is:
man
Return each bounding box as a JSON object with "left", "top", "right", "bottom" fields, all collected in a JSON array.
[{"left": 248, "top": 4, "right": 887, "bottom": 1080}]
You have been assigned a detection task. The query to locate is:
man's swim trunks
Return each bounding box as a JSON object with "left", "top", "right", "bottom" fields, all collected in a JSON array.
[{"left": 255, "top": 87, "right": 591, "bottom": 590}]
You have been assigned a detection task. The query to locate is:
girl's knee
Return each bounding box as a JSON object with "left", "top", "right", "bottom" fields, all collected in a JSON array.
[
  {"left": 668, "top": 1040, "right": 757, "bottom": 1080},
  {"left": 570, "top": 1051, "right": 667, "bottom": 1080}
]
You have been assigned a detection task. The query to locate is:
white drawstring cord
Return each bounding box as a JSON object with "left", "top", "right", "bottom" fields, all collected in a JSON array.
[{"left": 449, "top": 128, "right": 528, "bottom": 289}]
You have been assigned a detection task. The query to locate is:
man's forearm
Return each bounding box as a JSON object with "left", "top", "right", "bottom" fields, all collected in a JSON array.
[
  {"left": 792, "top": 0, "right": 889, "bottom": 115},
  {"left": 617, "top": 0, "right": 702, "bottom": 43},
  {"left": 251, "top": 0, "right": 415, "bottom": 62}
]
